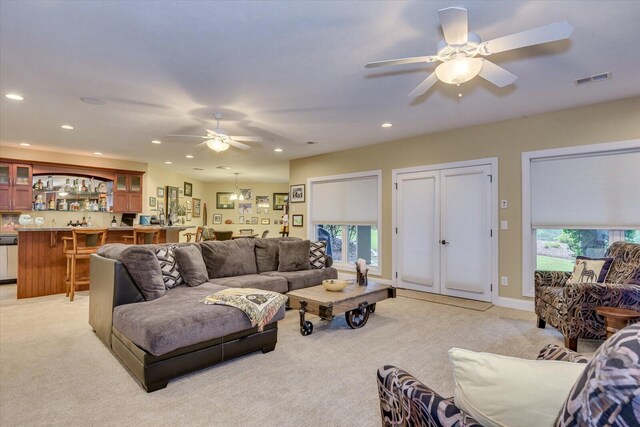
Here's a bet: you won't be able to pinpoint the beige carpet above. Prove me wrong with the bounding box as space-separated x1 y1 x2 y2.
397 289 493 312
0 284 600 427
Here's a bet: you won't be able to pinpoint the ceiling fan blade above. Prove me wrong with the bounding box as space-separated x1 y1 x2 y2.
227 140 251 151
365 56 438 68
168 134 208 138
438 7 468 45
479 21 573 55
229 135 263 142
478 59 518 87
408 72 439 97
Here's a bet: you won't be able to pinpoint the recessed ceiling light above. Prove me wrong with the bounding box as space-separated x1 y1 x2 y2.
381 123 393 128
61 125 74 130
19 142 31 146
80 97 107 105
274 148 283 152
5 93 24 101
216 166 232 170
185 155 194 159
151 140 162 144
165 161 172 165
93 152 103 155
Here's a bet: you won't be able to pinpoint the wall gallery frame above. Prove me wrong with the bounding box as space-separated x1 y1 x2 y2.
213 214 222 224
251 217 258 225
290 184 305 203
166 186 179 216
261 218 270 225
273 192 288 210
216 192 234 209
292 214 303 227
184 182 193 197
157 187 164 198
149 197 156 207
192 198 201 217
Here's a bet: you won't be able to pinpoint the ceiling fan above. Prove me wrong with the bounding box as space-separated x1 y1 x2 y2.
365 7 573 96
169 113 263 153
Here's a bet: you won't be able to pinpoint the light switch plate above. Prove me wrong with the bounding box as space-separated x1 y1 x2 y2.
501 276 509 286
501 220 508 230
501 200 508 209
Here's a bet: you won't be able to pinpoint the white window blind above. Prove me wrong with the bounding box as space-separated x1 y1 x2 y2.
310 173 379 225
530 149 640 229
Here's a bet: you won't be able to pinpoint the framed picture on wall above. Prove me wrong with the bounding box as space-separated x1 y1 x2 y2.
213 214 222 224
216 192 234 209
261 218 270 225
238 216 245 224
184 182 193 197
157 187 164 198
273 193 288 210
166 186 179 216
149 197 156 207
251 217 258 225
290 184 305 203
186 212 192 221
192 198 201 217
179 187 184 197
292 214 303 227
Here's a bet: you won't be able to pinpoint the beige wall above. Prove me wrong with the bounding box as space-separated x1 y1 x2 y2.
289 97 640 300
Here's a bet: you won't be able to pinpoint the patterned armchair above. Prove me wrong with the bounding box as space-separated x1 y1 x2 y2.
535 241 640 350
377 325 640 427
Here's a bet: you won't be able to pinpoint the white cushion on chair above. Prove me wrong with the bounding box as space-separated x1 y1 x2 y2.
449 348 585 427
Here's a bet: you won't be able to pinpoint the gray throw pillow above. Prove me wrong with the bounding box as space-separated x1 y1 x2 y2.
201 239 258 279
154 245 183 289
278 240 311 272
174 245 208 287
254 237 301 273
120 246 166 300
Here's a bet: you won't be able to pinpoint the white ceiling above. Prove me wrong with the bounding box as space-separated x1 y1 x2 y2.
1 1 639 182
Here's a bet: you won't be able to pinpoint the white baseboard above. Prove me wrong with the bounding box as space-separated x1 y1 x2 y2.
495 296 534 312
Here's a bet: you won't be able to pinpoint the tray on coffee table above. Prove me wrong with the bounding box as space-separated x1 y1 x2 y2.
287 281 396 336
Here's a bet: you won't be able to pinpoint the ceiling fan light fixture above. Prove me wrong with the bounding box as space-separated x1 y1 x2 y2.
435 57 483 85
206 138 230 153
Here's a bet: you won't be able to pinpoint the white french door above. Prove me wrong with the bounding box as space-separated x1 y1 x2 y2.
395 164 493 302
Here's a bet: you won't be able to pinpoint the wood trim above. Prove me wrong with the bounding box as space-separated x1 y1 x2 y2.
0 157 145 178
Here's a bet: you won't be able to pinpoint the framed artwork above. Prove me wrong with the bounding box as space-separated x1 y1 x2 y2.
238 202 252 214
250 217 258 225
238 216 245 224
213 214 222 224
192 198 201 217
273 193 288 210
292 214 303 227
216 192 234 209
184 182 193 197
166 186 179 215
179 187 184 197
149 197 156 207
157 187 164 198
290 184 305 203
256 195 269 208
186 212 192 221
261 218 270 225
185 199 192 212
239 188 252 200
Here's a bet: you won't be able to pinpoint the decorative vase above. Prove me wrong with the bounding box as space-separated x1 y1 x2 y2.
34 217 45 227
19 214 32 226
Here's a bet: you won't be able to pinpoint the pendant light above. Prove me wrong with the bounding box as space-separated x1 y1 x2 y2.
229 173 245 201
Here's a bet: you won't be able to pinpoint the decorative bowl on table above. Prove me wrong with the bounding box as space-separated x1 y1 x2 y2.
322 279 348 292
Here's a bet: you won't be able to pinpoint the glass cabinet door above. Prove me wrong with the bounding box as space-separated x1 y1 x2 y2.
0 165 9 184
130 175 141 192
14 165 31 185
115 175 128 191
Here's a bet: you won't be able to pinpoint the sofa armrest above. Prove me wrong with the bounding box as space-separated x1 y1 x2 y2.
377 365 481 427
535 270 571 289
537 344 591 364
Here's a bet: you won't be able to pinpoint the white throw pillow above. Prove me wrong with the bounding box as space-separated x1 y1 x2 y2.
449 348 586 427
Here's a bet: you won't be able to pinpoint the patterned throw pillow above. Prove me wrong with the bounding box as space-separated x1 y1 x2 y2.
310 241 327 269
567 256 613 284
154 245 183 288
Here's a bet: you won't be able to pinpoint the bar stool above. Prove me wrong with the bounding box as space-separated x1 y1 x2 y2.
185 226 204 242
123 226 162 244
63 227 108 301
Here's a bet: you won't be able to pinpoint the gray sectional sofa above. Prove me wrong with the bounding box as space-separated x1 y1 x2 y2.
89 237 337 392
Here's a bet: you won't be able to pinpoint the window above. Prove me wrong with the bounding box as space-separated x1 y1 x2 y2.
316 224 379 267
535 229 638 272
308 170 381 273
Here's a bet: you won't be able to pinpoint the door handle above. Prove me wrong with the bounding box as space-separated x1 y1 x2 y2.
440 240 449 245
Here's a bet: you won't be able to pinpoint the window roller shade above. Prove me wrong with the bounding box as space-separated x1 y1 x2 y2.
530 149 640 229
311 175 378 225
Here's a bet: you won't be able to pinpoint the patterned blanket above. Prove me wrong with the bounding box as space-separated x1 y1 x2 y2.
203 288 288 331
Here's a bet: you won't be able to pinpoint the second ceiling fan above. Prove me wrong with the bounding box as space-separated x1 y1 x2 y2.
365 7 573 96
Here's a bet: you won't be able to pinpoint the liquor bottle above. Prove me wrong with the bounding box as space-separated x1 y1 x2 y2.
47 175 53 190
87 216 93 227
35 178 44 190
89 177 95 193
111 216 117 227
81 179 88 192
81 217 87 227
167 210 173 226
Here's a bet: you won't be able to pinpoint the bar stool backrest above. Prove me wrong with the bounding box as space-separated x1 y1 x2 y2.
68 228 108 255
133 226 161 245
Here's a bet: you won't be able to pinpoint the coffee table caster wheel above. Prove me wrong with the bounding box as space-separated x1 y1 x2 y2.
300 321 313 336
346 303 370 329
369 303 376 313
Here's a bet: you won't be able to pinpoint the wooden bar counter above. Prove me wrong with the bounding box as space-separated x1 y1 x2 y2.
16 226 189 299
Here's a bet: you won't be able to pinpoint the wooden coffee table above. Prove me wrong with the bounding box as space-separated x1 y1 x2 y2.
287 281 396 336
595 307 640 338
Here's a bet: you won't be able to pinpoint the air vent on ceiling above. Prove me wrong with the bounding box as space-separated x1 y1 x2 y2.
575 72 612 86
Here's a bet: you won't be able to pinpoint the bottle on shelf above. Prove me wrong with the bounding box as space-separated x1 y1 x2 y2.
81 217 87 227
81 179 88 192
59 199 68 211
89 177 95 193
47 175 53 190
111 216 117 227
34 178 44 190
87 216 93 227
168 210 173 226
